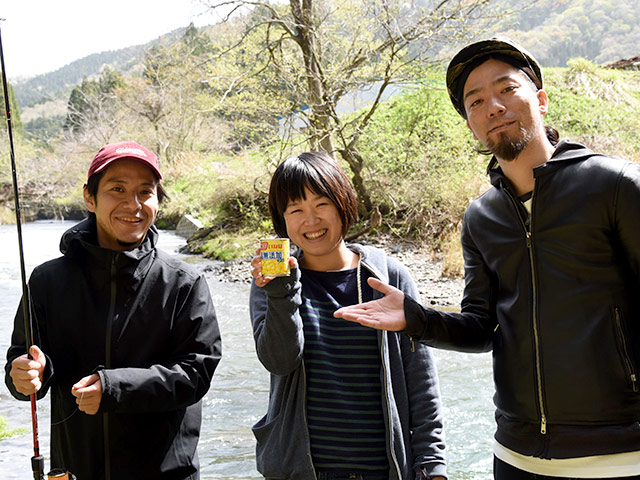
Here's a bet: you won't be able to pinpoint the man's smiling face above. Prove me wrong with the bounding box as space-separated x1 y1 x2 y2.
463 58 548 162
83 158 159 251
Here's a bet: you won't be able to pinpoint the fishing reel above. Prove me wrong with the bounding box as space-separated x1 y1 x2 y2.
47 469 77 480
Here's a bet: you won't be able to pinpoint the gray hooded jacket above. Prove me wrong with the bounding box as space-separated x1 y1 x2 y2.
249 244 446 479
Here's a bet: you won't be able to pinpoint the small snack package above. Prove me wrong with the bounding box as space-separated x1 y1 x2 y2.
260 238 291 276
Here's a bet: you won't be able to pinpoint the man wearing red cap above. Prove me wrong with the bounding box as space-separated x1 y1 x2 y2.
5 141 222 480
335 39 640 479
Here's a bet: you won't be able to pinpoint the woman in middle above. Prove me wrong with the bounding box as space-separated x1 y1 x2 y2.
249 151 446 480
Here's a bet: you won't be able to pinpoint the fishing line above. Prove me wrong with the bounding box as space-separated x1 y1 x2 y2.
50 392 85 426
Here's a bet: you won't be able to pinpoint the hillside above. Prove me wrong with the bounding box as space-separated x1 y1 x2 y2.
12 0 640 115
498 0 640 68
12 27 186 110
14 0 640 118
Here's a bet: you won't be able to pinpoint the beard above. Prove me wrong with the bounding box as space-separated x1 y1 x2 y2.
485 122 534 161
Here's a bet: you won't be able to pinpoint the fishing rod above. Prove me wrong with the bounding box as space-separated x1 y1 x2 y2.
0 19 46 480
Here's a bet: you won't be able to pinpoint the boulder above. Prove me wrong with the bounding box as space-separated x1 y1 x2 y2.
176 214 204 238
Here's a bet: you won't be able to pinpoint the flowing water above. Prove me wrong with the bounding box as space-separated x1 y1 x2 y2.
0 221 494 479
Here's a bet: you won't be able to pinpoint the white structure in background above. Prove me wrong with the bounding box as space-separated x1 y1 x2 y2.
278 81 409 137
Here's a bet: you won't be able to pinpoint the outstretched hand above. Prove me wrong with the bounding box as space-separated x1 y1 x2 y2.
333 277 407 331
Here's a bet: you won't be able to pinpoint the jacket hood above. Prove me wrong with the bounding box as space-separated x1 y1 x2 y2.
59 216 159 293
60 216 159 259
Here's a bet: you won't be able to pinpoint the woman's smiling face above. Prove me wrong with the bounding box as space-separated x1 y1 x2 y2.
283 187 345 268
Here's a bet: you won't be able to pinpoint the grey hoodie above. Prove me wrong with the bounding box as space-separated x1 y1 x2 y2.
249 244 446 479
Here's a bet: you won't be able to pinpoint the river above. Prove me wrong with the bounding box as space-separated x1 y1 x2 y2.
0 221 494 479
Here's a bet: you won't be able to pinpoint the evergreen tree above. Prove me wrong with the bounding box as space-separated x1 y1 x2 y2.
0 80 23 133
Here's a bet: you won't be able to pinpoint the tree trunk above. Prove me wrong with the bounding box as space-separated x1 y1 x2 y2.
291 0 334 153
338 147 373 216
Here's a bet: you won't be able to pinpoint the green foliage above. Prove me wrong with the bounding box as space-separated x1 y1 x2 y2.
0 80 23 132
122 25 226 161
197 233 258 261
544 63 640 161
496 0 640 67
0 415 27 440
23 114 65 150
158 152 273 259
355 76 486 246
64 67 124 133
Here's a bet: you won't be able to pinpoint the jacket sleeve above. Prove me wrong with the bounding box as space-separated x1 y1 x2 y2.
615 162 640 278
98 273 222 413
404 211 497 353
249 267 304 375
388 259 447 478
4 272 54 402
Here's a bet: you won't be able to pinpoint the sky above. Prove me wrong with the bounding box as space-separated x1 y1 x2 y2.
0 0 223 80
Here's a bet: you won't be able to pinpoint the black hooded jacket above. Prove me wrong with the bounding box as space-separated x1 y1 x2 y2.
5 217 222 479
404 140 640 458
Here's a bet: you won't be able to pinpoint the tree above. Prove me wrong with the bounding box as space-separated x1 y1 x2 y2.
202 0 498 215
63 66 125 145
0 80 23 133
122 24 223 160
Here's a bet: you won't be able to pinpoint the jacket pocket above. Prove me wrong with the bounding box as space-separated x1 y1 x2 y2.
252 413 288 479
614 307 638 393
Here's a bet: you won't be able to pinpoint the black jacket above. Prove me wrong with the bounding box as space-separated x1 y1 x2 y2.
405 140 640 458
5 217 222 480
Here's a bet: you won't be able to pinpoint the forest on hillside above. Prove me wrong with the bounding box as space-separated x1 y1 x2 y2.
11 0 640 113
1 0 640 264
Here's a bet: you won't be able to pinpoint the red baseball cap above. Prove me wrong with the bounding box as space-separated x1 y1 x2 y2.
87 141 162 181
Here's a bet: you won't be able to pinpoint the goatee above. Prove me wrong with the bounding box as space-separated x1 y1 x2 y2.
487 124 533 161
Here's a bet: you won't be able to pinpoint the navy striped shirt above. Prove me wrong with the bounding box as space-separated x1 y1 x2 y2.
300 266 388 473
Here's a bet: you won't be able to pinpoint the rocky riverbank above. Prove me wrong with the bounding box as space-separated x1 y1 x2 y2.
202 237 464 308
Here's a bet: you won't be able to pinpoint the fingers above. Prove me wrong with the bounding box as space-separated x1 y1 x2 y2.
334 306 382 329
334 305 368 320
250 250 297 288
72 374 102 415
367 277 395 295
72 373 100 392
250 254 271 287
29 345 45 364
10 350 46 395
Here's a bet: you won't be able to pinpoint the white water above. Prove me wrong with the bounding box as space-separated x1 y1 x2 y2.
0 221 494 479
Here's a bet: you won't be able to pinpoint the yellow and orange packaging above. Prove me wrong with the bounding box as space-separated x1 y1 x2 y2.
260 238 291 277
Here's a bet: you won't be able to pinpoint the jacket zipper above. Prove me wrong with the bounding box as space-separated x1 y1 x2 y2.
363 261 402 479
614 308 638 392
301 361 318 480
380 330 402 479
507 188 547 435
103 255 118 480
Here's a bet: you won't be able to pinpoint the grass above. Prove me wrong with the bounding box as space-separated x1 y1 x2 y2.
0 415 27 441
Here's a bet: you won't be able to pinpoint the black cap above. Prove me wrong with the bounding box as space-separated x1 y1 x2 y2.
446 37 543 118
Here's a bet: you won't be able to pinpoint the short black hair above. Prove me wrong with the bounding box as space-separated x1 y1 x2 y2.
268 152 358 239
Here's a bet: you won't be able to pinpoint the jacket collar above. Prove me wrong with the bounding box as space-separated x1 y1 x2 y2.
60 216 158 291
487 139 595 189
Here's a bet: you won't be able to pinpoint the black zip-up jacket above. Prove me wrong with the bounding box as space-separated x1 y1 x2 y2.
5 217 222 480
404 140 640 458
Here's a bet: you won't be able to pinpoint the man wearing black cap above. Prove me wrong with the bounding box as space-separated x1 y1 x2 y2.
335 38 640 479
5 141 222 480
